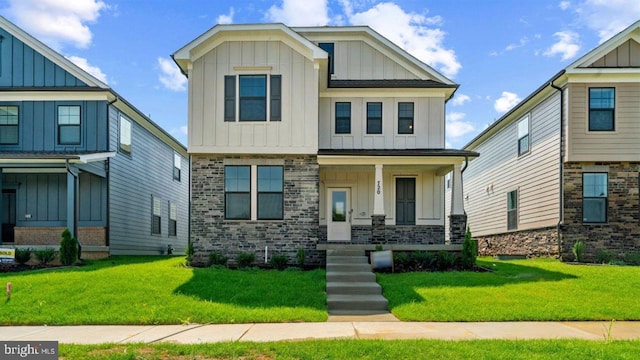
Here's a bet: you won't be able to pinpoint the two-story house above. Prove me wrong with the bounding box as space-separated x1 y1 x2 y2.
173 23 477 267
0 16 188 257
459 20 640 261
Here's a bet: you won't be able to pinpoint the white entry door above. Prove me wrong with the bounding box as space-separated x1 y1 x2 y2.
327 188 351 241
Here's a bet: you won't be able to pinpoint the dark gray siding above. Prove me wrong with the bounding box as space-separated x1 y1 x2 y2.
3 172 106 227
0 100 109 152
107 105 188 255
0 27 88 87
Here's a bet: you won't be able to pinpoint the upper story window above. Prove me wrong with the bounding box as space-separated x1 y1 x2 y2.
583 172 607 223
119 115 132 155
367 102 382 134
224 74 281 122
152 195 161 235
319 43 334 75
173 153 181 181
589 88 615 131
398 102 414 134
517 115 530 156
0 105 19 145
507 190 518 230
58 105 81 145
257 166 284 220
225 165 251 220
335 102 351 134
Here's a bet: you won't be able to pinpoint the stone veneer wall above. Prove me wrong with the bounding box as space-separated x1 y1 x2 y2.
318 225 445 244
560 162 640 262
14 227 107 246
475 226 559 257
448 214 467 244
190 155 322 267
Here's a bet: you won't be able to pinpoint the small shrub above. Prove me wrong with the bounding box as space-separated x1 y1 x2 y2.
393 252 411 270
412 251 435 270
572 241 585 262
59 228 78 266
269 254 289 270
461 227 477 270
14 247 32 265
296 249 305 268
624 252 640 266
208 252 228 266
596 249 615 264
236 252 256 268
435 251 457 271
34 247 56 265
375 244 384 251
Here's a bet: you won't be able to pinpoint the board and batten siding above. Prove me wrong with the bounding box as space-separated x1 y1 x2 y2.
107 105 188 255
332 40 419 80
0 27 87 87
318 97 444 149
320 167 443 226
463 92 561 237
189 40 318 154
566 82 640 162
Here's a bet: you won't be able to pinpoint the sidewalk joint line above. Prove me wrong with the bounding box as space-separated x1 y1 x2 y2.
237 323 255 341
148 324 209 344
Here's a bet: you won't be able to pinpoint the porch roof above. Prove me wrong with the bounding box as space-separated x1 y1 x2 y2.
0 151 116 164
318 148 476 166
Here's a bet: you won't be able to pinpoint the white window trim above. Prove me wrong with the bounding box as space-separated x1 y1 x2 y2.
225 164 284 221
231 67 275 123
517 114 530 156
119 115 132 155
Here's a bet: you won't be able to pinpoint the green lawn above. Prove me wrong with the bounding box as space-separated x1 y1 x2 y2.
379 257 640 321
1 256 327 325
60 340 640 359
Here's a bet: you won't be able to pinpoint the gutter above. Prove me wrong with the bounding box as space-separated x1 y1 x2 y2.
105 96 117 249
550 79 564 258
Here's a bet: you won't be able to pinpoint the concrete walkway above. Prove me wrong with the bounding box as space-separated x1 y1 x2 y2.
2 321 640 344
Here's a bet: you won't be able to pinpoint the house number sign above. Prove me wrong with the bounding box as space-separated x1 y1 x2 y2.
376 181 381 195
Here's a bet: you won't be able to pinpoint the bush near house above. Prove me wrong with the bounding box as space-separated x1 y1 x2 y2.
236 252 256 268
14 248 32 265
34 247 56 265
59 228 78 266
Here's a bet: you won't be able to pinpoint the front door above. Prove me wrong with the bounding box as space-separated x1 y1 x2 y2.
396 178 416 225
327 188 351 241
2 189 16 243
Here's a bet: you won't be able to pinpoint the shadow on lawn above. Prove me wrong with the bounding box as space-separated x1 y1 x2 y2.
173 267 327 310
379 260 578 307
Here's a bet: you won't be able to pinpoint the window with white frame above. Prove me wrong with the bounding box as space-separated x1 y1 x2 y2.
507 190 517 230
119 115 132 155
335 102 351 134
517 115 530 156
583 173 607 223
589 88 615 131
57 105 81 145
168 201 177 237
0 105 19 145
398 102 414 134
257 166 283 220
367 102 382 134
224 164 284 221
152 195 161 235
173 153 181 181
225 166 251 220
224 74 281 122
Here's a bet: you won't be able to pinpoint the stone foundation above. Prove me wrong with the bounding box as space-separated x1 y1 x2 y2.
560 162 640 262
190 155 322 267
371 215 385 244
318 224 445 245
475 226 559 257
14 227 107 246
448 214 467 244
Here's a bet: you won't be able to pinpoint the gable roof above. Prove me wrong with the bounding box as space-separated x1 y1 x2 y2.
0 16 186 155
172 23 328 75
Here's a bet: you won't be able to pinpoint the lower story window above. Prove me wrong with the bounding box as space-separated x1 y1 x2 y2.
225 166 251 220
583 173 607 223
507 190 517 230
152 195 161 235
257 166 283 220
169 201 177 236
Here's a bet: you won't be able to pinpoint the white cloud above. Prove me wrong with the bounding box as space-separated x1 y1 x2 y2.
494 91 521 113
217 8 234 24
180 125 188 135
452 93 470 106
560 1 572 10
67 56 107 83
544 31 580 61
348 2 461 78
158 57 187 92
575 0 640 42
446 112 475 138
266 0 330 26
5 0 107 50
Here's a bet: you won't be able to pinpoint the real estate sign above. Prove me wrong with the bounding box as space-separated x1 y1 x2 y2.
0 248 15 262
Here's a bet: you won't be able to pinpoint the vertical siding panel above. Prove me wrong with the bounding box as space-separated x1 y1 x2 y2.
22 45 34 86
36 175 48 220
43 101 55 150
23 102 36 151
54 65 66 86
47 175 59 220
59 175 66 221
202 53 217 147
33 52 45 87
91 176 102 221
191 58 205 147
11 37 23 86
85 101 97 151
618 41 630 67
43 59 55 86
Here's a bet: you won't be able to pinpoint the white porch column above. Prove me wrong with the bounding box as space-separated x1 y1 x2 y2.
450 163 465 215
373 164 385 215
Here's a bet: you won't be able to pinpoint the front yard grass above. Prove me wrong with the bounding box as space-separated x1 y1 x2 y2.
1 256 327 325
378 257 640 321
61 340 640 359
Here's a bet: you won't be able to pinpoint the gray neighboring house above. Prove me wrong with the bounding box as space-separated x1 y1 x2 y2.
174 23 476 267
450 20 640 261
0 16 188 257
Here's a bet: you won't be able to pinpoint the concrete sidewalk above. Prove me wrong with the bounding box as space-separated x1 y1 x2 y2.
2 321 639 344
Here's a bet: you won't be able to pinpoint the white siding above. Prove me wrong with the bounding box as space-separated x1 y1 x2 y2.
318 97 445 149
333 40 418 80
188 40 318 154
463 92 561 237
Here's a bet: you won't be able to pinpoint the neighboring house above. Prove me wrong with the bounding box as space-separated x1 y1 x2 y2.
173 23 477 266
456 20 640 261
0 16 188 257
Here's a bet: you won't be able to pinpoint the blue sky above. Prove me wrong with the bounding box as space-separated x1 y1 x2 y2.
1 0 638 148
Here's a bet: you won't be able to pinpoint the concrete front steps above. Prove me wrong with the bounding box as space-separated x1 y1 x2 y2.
326 249 389 315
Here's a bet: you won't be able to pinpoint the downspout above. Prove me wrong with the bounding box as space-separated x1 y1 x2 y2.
65 159 81 259
551 77 564 259
105 96 118 249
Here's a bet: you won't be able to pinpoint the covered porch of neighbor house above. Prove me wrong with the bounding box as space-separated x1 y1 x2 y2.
0 152 114 259
316 149 477 250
